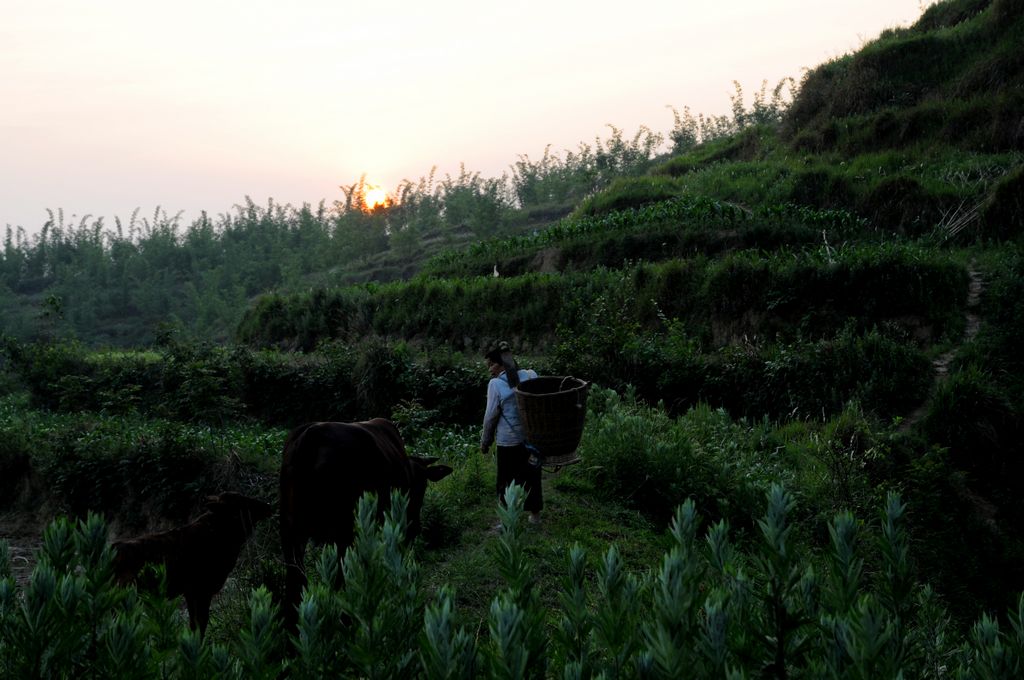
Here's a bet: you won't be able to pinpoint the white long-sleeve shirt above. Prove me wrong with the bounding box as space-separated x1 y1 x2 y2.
481 369 538 449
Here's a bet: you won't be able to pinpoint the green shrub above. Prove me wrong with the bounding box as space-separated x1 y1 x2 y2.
0 397 282 524
572 176 682 218
7 487 1024 676
244 243 966 355
981 165 1024 240
922 365 1019 484
788 168 855 211
400 424 483 551
902 442 1024 616
0 396 32 510
915 0 992 31
783 0 1022 156
236 346 358 426
421 195 748 279
578 388 780 525
0 338 90 410
1 243 970 434
815 403 886 514
971 248 1024 405
158 347 244 426
860 175 946 234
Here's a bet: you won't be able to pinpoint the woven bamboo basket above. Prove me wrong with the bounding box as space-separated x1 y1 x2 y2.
514 376 589 467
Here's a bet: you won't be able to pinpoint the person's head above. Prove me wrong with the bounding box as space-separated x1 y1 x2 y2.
485 341 518 382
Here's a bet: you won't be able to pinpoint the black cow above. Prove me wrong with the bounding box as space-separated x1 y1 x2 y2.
112 492 273 633
279 419 452 626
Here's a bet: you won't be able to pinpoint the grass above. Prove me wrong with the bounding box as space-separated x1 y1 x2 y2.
0 390 846 640
183 426 674 643
416 471 670 631
0 398 676 641
0 393 282 525
651 139 1021 233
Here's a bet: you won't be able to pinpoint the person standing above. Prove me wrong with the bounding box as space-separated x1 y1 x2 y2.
480 342 542 524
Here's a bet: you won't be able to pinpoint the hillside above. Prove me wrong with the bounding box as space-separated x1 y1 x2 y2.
1 2 1020 347
2 0 1024 674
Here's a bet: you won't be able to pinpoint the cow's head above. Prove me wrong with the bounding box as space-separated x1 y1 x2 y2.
404 456 453 540
203 492 274 539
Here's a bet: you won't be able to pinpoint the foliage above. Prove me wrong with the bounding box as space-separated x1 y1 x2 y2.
2 4 1024 659
510 125 665 209
577 387 780 526
243 243 966 356
706 327 934 420
668 79 797 153
921 364 1021 515
423 193 747 278
4 237 957 432
981 165 1024 240
0 394 281 523
5 487 1024 677
970 246 1024 401
784 0 1024 155
1 337 485 429
0 124 666 347
572 176 683 218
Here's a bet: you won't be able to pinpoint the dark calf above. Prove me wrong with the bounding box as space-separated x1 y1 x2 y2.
112 491 273 633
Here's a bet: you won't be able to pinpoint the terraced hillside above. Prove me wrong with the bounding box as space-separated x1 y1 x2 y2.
2 0 1024 675
226 0 1024 614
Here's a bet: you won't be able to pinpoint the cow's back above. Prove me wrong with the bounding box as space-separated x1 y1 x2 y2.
280 419 410 545
280 418 455 630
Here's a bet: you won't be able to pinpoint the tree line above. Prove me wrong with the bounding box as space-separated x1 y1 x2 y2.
0 83 794 347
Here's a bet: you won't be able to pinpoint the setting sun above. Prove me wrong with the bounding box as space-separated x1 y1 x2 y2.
363 183 389 211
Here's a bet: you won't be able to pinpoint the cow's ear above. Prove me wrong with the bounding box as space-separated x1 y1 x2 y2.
426 465 453 482
411 455 440 466
203 495 222 509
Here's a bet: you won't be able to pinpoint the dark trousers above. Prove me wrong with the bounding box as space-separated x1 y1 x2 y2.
496 444 543 512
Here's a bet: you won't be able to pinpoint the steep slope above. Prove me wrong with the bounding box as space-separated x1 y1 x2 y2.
785 0 1024 154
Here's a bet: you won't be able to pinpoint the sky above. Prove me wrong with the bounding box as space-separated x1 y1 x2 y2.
1 0 934 234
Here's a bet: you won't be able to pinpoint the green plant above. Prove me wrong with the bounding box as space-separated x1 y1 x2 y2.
922 364 1017 485
8 485 1024 676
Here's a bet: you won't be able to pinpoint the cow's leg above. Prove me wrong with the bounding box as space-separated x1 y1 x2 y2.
183 591 211 634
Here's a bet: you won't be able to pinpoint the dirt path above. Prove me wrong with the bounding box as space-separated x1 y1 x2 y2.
899 263 984 432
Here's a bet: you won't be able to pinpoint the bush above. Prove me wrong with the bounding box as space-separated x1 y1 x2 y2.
902 443 1024 616
0 403 30 509
0 397 281 525
578 388 781 525
237 346 359 427
981 165 1024 240
922 365 1020 485
7 487 1024 677
915 0 992 31
572 176 681 217
860 175 942 235
788 169 855 211
0 338 91 410
972 248 1024 402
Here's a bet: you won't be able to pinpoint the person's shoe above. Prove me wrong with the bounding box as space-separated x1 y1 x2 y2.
528 512 541 525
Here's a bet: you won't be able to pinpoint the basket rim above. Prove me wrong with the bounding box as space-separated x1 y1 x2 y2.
515 375 589 398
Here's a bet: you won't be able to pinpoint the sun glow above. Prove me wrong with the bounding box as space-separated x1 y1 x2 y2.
362 183 389 211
